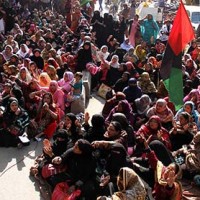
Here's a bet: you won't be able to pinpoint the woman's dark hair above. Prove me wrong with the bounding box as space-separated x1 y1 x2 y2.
77 139 94 155
110 121 122 132
42 92 53 105
91 114 105 127
180 111 191 122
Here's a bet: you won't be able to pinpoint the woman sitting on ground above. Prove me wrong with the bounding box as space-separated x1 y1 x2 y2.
52 139 97 199
135 115 172 158
58 113 83 149
83 112 105 143
143 137 182 200
175 101 200 130
170 112 197 151
105 99 134 126
97 167 147 200
28 92 59 141
133 94 151 130
0 97 29 147
147 98 174 131
103 121 128 150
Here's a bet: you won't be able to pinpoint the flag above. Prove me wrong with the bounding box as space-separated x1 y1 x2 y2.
160 1 195 110
80 0 92 6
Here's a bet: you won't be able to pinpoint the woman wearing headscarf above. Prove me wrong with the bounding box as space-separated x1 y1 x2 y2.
57 71 74 94
97 167 147 200
113 71 130 93
109 55 122 86
140 14 159 45
28 92 59 140
0 97 29 147
10 85 25 108
52 139 97 199
15 78 40 118
133 94 151 130
170 112 197 151
175 101 200 130
133 44 147 62
137 72 157 101
102 92 126 119
143 139 182 200
147 98 174 131
16 67 32 84
16 44 31 59
98 45 110 61
103 121 128 150
183 89 200 107
92 141 133 195
2 45 13 61
45 80 65 116
123 48 138 64
38 72 51 87
58 113 83 149
46 65 58 81
123 78 143 105
135 115 172 157
106 99 134 127
112 113 136 148
83 112 105 143
76 41 93 72
183 132 200 174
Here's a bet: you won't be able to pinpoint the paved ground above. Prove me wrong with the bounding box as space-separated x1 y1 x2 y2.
0 93 105 200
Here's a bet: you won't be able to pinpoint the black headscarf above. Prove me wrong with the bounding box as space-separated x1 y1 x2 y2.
77 139 93 156
91 114 105 128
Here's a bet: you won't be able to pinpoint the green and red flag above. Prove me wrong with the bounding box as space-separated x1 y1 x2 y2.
160 0 195 110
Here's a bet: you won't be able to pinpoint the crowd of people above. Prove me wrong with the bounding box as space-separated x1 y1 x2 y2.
0 0 200 199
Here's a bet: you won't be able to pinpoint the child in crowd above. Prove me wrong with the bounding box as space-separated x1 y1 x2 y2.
67 72 83 103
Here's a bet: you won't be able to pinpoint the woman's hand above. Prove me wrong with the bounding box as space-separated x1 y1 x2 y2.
166 170 176 187
84 112 90 123
52 156 62 165
99 174 110 187
43 102 49 111
43 146 53 157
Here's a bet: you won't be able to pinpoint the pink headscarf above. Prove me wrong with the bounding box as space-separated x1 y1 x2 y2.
58 71 74 93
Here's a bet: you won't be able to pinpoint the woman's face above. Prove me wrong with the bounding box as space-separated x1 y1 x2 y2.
10 101 18 112
122 73 128 81
117 175 123 190
30 63 36 71
106 124 119 137
64 75 68 82
43 94 51 104
84 44 90 50
40 76 48 84
156 102 166 113
149 119 159 129
20 69 26 80
186 60 193 67
49 82 57 92
163 163 176 180
5 47 12 54
145 64 151 71
102 47 107 53
184 104 192 114
179 115 188 126
20 45 26 52
112 57 118 63
65 116 72 126
73 141 82 154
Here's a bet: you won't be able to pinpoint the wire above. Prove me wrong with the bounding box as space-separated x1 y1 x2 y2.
0 141 39 178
